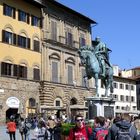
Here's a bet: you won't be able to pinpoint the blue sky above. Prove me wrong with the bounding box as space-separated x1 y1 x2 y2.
58 0 140 70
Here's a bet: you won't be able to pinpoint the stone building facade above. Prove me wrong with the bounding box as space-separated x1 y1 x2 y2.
40 0 97 119
0 0 97 123
0 0 43 123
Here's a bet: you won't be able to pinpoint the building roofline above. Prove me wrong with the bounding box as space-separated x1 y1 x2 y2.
24 0 46 8
47 0 97 24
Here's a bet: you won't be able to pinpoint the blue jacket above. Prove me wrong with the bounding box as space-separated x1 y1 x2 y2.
106 120 138 140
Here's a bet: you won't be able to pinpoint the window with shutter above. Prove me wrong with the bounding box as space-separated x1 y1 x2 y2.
3 4 15 18
52 61 58 83
31 15 40 27
18 35 28 49
51 20 57 41
79 33 86 47
68 65 73 84
13 64 18 77
33 68 40 80
1 62 12 76
18 10 29 24
33 40 40 52
65 28 73 46
19 65 27 78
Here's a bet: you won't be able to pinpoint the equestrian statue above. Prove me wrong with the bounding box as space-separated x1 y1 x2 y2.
78 37 114 97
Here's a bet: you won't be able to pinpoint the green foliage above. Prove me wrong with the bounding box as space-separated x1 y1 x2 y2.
61 123 75 136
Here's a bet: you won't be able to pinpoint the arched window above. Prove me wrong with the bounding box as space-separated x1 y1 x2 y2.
54 98 62 107
18 32 30 49
1 60 12 76
49 53 60 83
2 27 16 45
29 98 36 107
70 98 77 105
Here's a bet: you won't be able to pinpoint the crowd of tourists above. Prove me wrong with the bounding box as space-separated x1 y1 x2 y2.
6 113 140 140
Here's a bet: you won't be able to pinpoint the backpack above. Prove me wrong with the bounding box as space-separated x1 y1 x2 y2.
96 129 108 140
115 126 133 140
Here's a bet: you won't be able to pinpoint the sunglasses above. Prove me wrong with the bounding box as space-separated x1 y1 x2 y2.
76 119 83 122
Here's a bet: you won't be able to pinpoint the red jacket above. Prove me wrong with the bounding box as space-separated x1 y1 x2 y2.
7 121 16 132
68 126 92 140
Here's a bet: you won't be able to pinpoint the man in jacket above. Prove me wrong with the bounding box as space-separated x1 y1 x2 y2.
106 113 138 140
68 114 92 140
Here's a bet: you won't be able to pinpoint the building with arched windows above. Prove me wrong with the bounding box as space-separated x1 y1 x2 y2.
39 0 96 120
0 0 97 123
0 0 44 122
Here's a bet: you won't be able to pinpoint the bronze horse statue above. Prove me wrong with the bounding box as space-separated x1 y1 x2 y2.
78 46 114 97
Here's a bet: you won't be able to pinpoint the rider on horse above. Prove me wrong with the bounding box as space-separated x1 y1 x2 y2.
93 37 112 77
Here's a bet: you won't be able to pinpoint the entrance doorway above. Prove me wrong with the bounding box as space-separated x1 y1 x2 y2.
6 108 19 122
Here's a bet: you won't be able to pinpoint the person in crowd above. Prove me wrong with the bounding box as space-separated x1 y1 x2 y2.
47 116 56 136
6 116 16 140
90 116 108 140
53 119 62 140
37 120 46 140
23 118 32 140
106 113 138 140
68 114 92 140
18 117 24 140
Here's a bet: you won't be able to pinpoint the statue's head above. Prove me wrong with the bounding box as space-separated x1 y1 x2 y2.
95 36 100 42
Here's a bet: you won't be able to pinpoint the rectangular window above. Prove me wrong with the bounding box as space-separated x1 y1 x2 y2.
68 65 73 84
13 64 18 77
131 85 134 90
33 68 40 80
19 65 27 78
114 82 118 88
33 40 40 52
119 83 124 89
2 30 13 44
52 61 58 83
55 100 60 107
31 15 40 27
51 21 57 41
131 96 134 102
120 95 124 101
65 28 73 46
125 84 129 90
79 33 86 47
3 4 15 18
18 35 30 49
126 96 129 101
1 62 12 76
18 10 29 24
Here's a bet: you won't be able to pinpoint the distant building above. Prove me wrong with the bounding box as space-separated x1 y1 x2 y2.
98 65 138 115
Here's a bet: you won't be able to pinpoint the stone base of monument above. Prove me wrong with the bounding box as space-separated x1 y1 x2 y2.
86 96 116 119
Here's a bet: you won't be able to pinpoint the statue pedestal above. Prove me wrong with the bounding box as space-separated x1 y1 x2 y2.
86 96 115 119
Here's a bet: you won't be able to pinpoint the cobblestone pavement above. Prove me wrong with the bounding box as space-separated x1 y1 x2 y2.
0 125 36 140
